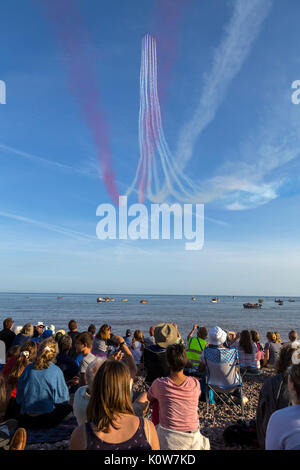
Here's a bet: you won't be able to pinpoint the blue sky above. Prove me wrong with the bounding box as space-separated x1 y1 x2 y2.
1 0 300 295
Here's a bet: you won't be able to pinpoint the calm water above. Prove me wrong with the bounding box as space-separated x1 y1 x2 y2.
0 293 299 343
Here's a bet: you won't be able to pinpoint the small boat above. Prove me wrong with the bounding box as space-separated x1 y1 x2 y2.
288 299 296 302
97 297 106 303
275 298 282 303
211 297 219 303
243 302 262 309
191 296 196 301
140 300 148 304
121 298 128 302
278 301 284 305
57 296 63 300
258 298 264 303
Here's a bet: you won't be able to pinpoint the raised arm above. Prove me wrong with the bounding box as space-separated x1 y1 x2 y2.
187 324 198 342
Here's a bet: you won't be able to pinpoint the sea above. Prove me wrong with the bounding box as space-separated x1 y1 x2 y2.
0 293 298 343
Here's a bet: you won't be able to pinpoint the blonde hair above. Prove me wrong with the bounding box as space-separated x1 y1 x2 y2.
96 324 111 341
275 332 282 344
266 331 276 343
86 360 134 433
8 340 37 388
33 338 56 370
20 323 34 337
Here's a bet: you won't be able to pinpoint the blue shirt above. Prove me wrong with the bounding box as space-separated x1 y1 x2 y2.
266 404 300 450
16 362 69 414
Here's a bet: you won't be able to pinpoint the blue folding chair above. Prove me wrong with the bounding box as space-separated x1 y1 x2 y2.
204 347 244 418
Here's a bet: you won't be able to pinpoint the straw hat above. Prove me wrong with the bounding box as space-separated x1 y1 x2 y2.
154 323 178 348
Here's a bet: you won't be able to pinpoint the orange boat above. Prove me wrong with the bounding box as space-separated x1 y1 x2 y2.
140 300 148 304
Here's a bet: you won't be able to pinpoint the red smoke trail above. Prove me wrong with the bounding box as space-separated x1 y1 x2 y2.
38 0 119 204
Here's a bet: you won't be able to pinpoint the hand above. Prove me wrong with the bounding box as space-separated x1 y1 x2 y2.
193 324 198 330
110 350 124 362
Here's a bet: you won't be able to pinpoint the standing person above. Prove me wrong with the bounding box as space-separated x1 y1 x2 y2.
250 330 264 368
75 332 96 386
33 322 45 340
0 318 16 352
144 326 156 348
56 335 80 388
16 339 72 429
67 320 80 359
147 343 209 450
92 324 111 357
266 349 300 449
264 332 282 368
69 360 159 450
88 324 96 339
286 330 300 347
131 330 145 372
123 329 132 347
186 325 208 369
12 324 34 348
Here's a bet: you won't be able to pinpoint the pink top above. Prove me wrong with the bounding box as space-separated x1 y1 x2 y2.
147 376 200 432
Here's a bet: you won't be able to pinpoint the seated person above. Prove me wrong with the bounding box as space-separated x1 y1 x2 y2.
186 324 208 370
16 338 72 429
230 330 259 372
264 332 282 368
91 324 111 357
12 324 34 348
0 318 16 353
256 342 300 449
147 343 209 450
56 334 80 389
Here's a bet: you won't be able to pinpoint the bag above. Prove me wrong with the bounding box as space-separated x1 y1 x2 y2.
223 419 258 447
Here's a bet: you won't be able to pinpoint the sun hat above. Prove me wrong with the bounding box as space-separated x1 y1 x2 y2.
56 329 66 336
154 323 178 348
35 322 45 328
208 326 227 346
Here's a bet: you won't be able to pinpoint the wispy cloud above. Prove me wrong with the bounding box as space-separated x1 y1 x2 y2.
175 0 273 168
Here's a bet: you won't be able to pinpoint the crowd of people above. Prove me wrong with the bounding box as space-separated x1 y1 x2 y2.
0 316 299 451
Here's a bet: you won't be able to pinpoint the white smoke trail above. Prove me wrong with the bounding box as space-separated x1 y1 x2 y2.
127 1 272 204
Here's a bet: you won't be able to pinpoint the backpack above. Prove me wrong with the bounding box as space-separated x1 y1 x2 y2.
223 419 258 447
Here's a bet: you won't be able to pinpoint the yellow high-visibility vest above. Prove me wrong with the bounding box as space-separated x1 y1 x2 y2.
186 337 207 366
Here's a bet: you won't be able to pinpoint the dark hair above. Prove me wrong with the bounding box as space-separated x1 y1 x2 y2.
197 326 208 340
88 324 96 336
58 334 72 353
250 330 260 343
276 343 300 374
3 317 13 330
239 330 253 355
8 340 37 388
77 332 93 349
68 320 77 332
86 360 134 433
289 331 298 342
166 343 187 372
289 363 300 401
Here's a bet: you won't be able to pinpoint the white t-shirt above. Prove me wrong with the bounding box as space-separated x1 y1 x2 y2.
266 404 300 450
132 341 143 364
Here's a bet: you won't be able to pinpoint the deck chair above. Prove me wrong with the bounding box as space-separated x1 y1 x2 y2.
204 347 244 418
143 347 170 386
0 340 6 369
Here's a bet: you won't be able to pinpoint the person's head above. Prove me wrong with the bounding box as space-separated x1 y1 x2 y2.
239 330 253 354
6 345 21 361
86 357 106 392
8 340 37 388
20 323 34 337
149 326 155 337
154 323 178 348
88 324 96 336
288 349 300 404
250 330 260 343
34 338 56 370
75 332 93 355
266 331 276 343
3 317 13 330
289 331 298 343
86 360 134 432
55 329 66 343
68 320 78 332
275 332 282 344
166 343 187 372
197 326 208 340
58 334 72 354
96 324 111 341
133 329 144 344
35 322 45 336
125 329 131 338
276 343 300 375
208 326 227 346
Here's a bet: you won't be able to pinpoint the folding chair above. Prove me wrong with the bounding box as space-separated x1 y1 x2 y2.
204 347 244 418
